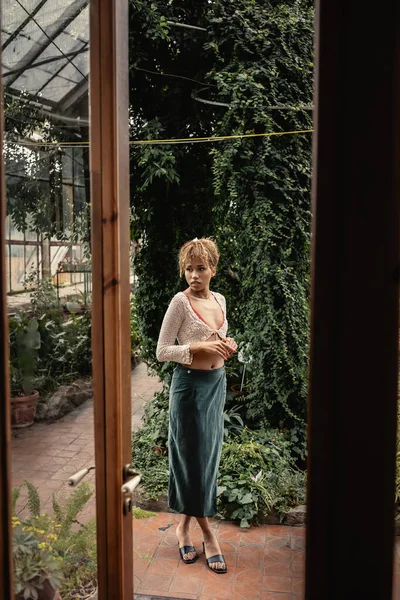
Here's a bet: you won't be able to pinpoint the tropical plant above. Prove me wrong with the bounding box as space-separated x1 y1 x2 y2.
223 404 244 439
9 313 41 396
8 274 93 398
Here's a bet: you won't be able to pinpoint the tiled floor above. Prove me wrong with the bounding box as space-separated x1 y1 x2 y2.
133 513 306 600
133 512 400 600
11 361 162 515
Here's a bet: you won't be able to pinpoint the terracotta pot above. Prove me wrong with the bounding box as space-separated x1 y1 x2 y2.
11 390 39 428
16 578 61 600
231 384 248 398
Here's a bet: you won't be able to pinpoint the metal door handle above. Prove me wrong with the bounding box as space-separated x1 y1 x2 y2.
121 465 141 515
68 466 95 487
121 473 141 495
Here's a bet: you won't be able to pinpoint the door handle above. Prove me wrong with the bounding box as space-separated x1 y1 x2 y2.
121 464 142 514
121 473 142 495
68 465 141 515
68 466 95 487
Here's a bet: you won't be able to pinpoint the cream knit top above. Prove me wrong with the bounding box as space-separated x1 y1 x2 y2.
156 291 228 365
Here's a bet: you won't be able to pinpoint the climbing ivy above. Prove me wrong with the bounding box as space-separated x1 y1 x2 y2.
208 0 314 456
129 0 314 457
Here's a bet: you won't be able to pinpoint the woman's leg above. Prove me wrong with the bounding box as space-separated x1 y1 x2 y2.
196 517 226 571
176 514 197 561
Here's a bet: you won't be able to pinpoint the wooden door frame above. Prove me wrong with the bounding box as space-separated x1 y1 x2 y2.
90 0 133 599
0 1 132 599
0 70 13 599
306 0 400 597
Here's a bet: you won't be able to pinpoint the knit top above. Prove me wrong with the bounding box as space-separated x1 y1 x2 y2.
156 291 228 365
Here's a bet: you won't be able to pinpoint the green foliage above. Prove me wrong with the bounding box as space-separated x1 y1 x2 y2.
12 487 21 514
24 270 60 321
9 276 93 400
129 0 314 458
51 483 94 538
129 0 218 382
132 391 170 499
12 481 97 600
9 313 41 396
132 507 157 519
38 311 92 391
9 280 140 412
24 480 41 518
223 404 244 439
218 428 306 526
132 440 169 501
12 519 64 600
396 400 400 507
132 396 306 524
208 0 314 457
130 293 141 363
4 90 91 241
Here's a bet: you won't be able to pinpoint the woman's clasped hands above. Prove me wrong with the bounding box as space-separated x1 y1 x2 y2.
201 337 238 360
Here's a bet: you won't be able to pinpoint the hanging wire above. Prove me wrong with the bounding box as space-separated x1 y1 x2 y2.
7 129 313 148
166 21 207 32
133 65 216 88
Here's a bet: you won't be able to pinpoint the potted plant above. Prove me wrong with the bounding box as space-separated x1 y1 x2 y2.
12 516 63 600
9 313 41 428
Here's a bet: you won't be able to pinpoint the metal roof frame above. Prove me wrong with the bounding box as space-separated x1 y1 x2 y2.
1 0 89 118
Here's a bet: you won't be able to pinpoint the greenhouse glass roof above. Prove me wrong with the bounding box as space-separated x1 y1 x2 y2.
1 0 89 113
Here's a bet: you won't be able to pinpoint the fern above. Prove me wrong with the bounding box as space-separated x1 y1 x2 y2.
23 479 41 517
11 486 21 514
60 483 93 536
66 519 97 558
52 493 64 524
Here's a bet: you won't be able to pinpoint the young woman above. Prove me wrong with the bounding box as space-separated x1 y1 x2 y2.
156 238 237 574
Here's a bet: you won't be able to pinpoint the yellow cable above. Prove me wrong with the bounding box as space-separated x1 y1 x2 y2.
10 128 313 148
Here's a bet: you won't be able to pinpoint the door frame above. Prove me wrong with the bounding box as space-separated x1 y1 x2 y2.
0 67 13 599
306 0 400 597
0 0 133 599
90 0 133 598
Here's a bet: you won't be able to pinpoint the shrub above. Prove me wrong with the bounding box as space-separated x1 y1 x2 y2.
130 293 141 364
132 396 306 525
217 428 306 527
132 391 170 500
12 481 96 600
9 313 41 396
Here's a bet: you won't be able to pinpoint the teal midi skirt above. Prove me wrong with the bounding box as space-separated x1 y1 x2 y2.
168 364 226 517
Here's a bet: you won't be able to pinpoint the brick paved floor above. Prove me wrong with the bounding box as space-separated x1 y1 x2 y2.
133 513 306 600
133 512 400 600
11 361 162 516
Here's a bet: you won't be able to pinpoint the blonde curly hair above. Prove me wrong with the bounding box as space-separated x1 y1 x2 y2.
179 238 220 276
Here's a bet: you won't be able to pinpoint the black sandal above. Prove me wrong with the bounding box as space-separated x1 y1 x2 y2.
178 545 198 564
202 541 228 574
